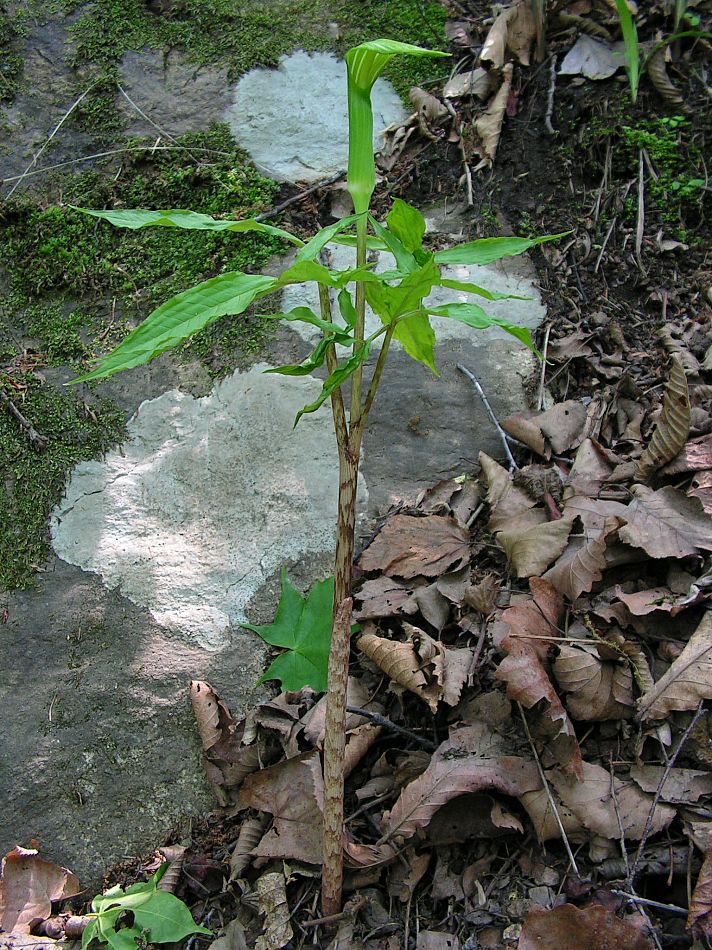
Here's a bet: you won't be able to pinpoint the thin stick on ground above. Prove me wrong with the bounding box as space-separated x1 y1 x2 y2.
628 701 707 890
544 56 557 135
345 706 436 751
537 324 551 410
6 79 102 199
254 171 346 221
517 702 579 876
457 364 518 470
0 388 47 450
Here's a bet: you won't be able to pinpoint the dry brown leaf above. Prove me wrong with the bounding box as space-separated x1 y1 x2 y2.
383 726 540 843
388 849 431 902
480 1 536 68
302 676 376 746
357 631 431 708
414 583 450 631
636 357 691 481
255 871 292 950
0 938 67 950
404 624 472 709
553 643 635 720
502 411 547 456
416 933 461 950
0 848 81 935
359 514 470 578
618 485 712 558
473 63 513 169
519 785 585 842
519 903 655 950
630 765 712 803
190 680 234 752
416 477 480 523
209 919 249 950
615 585 704 617
409 86 448 122
563 439 617 499
464 574 500 616
543 518 619 600
637 610 712 720
435 566 470 605
443 67 493 100
662 434 712 475
229 817 267 881
493 578 583 774
497 517 572 578
691 471 712 515
689 845 712 940
240 751 324 864
537 401 588 454
549 761 675 840
480 451 535 529
354 576 418 620
647 48 686 109
344 723 383 778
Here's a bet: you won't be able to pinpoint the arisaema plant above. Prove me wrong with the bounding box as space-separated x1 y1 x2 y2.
70 39 565 914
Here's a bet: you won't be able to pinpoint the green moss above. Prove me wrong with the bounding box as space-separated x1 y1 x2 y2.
0 371 125 589
0 7 24 105
25 304 92 365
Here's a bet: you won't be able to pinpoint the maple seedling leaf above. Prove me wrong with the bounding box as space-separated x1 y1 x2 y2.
242 569 336 692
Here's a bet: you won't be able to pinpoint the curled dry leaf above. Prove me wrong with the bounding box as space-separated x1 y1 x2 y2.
636 610 712 721
358 514 470 579
409 86 448 122
636 357 691 481
558 35 626 80
229 816 268 881
480 1 536 68
543 517 619 601
426 792 523 846
493 578 583 774
443 67 493 100
563 439 617 500
519 903 655 950
647 48 686 110
254 871 292 950
662 433 712 475
357 631 431 708
190 680 234 752
388 849 431 902
383 725 541 843
480 452 535 529
502 411 548 456
553 642 635 720
472 63 513 169
0 847 81 934
688 844 712 940
618 485 712 559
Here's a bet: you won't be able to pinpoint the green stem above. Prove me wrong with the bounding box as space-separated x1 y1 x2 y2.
318 283 348 447
349 215 369 435
353 323 395 443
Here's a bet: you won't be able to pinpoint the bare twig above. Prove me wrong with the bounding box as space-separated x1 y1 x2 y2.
254 171 346 221
345 705 436 751
611 890 688 915
594 217 616 273
6 79 102 198
457 364 517 470
537 324 551 410
0 388 47 450
628 701 707 890
635 149 646 274
544 56 557 135
517 702 579 876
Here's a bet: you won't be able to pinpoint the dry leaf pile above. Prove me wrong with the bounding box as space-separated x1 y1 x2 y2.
153 346 712 949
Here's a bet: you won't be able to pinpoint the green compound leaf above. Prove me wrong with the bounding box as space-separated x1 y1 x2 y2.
434 231 571 266
243 569 334 692
439 277 529 301
386 199 426 253
73 207 304 246
428 301 540 354
71 272 277 383
85 867 210 950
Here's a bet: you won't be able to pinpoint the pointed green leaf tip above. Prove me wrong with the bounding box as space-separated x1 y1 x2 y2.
345 39 449 92
242 570 335 692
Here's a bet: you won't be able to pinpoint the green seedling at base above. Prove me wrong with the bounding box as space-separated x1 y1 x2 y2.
82 864 211 950
69 38 566 915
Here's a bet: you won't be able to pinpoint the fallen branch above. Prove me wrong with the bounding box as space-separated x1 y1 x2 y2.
254 171 346 222
457 364 517 470
345 705 436 751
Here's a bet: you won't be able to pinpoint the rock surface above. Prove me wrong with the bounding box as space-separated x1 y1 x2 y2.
226 51 406 181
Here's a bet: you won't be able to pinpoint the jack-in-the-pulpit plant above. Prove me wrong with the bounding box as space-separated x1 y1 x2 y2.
71 39 564 914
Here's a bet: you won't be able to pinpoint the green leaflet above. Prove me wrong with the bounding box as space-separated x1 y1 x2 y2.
428 301 540 354
295 342 372 426
386 198 426 253
368 215 418 273
257 306 353 343
242 569 334 692
338 288 358 329
277 259 382 289
265 337 333 377
71 272 277 382
73 207 304 246
394 308 437 374
434 231 571 266
293 213 363 263
83 866 210 950
439 278 529 301
365 255 440 323
615 0 640 102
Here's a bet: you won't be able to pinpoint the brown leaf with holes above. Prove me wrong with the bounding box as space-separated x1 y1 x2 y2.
493 578 583 774
553 643 635 720
663 434 712 475
636 357 691 480
498 517 572 578
359 514 470 578
637 610 712 720
537 401 588 454
618 485 712 558
519 903 655 950
383 725 541 843
0 847 81 934
354 575 418 620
